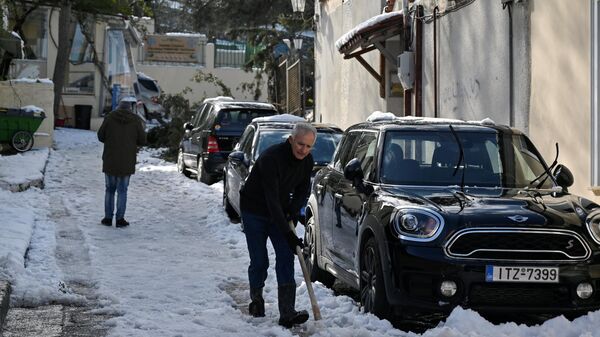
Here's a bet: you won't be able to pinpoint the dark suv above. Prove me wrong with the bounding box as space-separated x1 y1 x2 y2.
305 114 600 321
177 97 278 184
223 115 343 223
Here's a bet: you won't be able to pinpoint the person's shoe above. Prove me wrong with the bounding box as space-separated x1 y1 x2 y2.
248 288 265 317
278 310 309 328
101 218 112 226
278 284 309 328
116 218 130 228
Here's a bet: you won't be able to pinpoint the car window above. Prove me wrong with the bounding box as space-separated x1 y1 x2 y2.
352 132 378 181
255 130 290 160
509 135 553 188
236 125 254 151
192 104 207 127
241 129 255 155
312 132 342 164
215 109 276 132
333 131 361 171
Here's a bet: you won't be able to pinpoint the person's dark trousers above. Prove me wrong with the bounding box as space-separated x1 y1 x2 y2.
104 174 130 221
242 211 296 317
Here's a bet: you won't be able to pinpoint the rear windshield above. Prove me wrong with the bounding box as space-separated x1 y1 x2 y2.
138 78 159 92
215 109 276 132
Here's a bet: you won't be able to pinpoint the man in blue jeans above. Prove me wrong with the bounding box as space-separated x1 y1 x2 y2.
239 122 316 328
98 97 146 227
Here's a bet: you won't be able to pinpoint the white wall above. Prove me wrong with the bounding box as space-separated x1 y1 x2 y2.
315 0 388 129
419 0 530 128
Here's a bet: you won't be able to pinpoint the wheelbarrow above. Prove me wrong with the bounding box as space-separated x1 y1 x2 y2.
0 107 46 152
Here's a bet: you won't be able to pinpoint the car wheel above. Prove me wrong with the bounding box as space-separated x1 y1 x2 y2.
177 149 191 177
360 237 390 318
197 158 213 184
223 178 240 223
304 213 335 288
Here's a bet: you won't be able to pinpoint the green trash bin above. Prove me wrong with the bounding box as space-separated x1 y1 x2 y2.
0 108 46 152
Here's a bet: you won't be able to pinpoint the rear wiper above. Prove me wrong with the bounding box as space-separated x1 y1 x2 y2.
528 143 559 189
448 125 466 192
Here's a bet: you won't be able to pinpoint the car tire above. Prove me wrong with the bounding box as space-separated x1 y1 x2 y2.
304 214 335 288
177 149 191 177
223 178 241 223
197 158 213 185
360 237 391 318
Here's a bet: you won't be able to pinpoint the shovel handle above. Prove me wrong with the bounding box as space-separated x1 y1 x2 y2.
290 221 322 320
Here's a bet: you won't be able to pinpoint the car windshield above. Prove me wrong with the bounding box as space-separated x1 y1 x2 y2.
255 130 342 163
215 109 275 132
380 130 554 189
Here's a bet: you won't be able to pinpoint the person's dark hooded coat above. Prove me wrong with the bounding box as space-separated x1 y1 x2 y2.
98 109 146 176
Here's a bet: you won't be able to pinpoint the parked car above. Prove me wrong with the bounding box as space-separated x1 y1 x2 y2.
135 72 164 120
223 114 343 223
177 97 278 184
304 113 600 322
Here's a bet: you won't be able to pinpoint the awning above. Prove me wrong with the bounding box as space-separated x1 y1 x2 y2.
335 11 404 96
335 10 403 62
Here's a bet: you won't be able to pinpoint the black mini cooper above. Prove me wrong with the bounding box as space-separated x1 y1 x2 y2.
304 115 600 321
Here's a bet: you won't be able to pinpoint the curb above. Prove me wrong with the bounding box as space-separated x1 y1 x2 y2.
0 280 11 331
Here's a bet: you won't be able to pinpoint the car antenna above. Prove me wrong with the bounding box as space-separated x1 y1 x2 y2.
529 142 559 189
448 124 466 192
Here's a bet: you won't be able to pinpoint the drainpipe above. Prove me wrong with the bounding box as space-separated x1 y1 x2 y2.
502 0 514 126
403 0 412 116
433 6 439 118
415 5 424 117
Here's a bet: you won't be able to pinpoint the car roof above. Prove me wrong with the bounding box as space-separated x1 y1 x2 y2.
203 97 276 111
347 115 515 134
252 121 343 133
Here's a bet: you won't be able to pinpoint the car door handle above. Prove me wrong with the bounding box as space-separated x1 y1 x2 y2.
334 193 343 199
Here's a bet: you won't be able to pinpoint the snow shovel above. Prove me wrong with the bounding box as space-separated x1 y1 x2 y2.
289 221 322 321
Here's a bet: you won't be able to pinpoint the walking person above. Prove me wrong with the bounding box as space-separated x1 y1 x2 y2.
98 97 146 228
240 122 317 328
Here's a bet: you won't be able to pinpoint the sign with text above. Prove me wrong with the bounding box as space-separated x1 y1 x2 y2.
144 35 201 63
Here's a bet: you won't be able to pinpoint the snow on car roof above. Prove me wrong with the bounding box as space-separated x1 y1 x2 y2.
366 111 496 126
252 114 306 123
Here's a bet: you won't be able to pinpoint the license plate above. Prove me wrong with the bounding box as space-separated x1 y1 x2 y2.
485 265 559 283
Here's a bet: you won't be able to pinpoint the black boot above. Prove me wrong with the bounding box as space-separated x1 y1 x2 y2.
248 287 265 317
278 284 309 328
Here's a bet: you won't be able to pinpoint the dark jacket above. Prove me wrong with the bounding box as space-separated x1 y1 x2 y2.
240 140 313 235
98 109 146 176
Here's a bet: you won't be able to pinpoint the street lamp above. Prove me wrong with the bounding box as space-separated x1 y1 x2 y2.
290 0 306 13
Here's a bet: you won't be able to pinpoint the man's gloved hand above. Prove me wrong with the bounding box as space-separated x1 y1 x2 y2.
286 213 302 227
285 231 304 253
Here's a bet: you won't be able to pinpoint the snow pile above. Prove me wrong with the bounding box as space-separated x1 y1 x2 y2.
253 113 306 123
0 148 48 187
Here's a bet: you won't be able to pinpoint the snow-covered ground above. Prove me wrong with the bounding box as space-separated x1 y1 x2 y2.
2 128 600 336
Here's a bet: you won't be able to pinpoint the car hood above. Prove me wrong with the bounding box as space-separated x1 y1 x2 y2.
378 185 598 229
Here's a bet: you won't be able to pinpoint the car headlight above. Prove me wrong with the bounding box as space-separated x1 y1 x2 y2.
392 207 444 242
586 214 600 245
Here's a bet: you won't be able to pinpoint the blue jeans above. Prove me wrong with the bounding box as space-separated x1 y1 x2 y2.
242 211 295 289
104 174 130 220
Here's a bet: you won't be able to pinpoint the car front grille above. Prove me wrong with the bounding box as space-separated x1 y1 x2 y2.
469 283 571 306
444 228 590 261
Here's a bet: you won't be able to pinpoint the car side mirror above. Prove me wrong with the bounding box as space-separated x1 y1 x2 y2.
553 164 574 189
344 158 373 195
183 122 193 131
229 151 249 167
